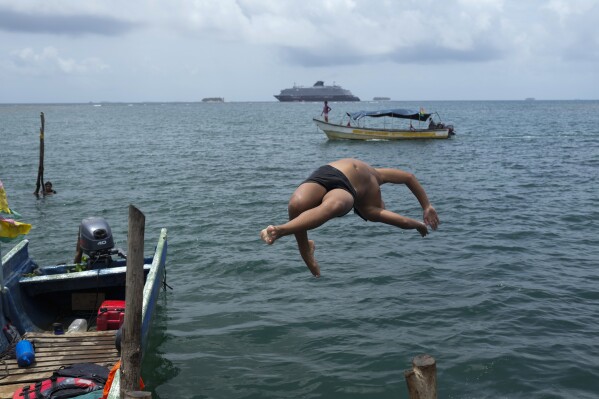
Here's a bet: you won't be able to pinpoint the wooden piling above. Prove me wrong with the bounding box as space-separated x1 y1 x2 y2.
120 205 145 398
404 354 437 399
34 112 45 196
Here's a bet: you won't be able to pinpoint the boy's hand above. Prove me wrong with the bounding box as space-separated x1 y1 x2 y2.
424 206 439 230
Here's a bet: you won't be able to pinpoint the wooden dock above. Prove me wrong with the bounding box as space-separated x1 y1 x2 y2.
0 330 119 399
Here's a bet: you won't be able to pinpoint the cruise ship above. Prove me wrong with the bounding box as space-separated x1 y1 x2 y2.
274 81 360 102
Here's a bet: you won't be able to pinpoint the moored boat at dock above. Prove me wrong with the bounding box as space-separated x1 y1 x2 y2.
0 216 168 399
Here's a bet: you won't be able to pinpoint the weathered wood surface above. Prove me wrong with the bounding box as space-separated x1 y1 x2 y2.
121 205 145 398
0 330 119 399
404 354 437 399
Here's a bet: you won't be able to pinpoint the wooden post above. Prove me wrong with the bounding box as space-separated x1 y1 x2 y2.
120 205 145 398
124 392 151 398
404 354 437 399
34 112 45 196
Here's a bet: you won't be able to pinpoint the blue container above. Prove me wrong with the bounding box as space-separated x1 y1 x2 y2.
53 322 64 335
16 340 35 367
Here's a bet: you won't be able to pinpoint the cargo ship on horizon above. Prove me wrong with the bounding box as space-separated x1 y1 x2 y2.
274 81 360 102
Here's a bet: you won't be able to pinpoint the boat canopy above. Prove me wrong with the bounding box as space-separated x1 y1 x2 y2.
348 109 431 122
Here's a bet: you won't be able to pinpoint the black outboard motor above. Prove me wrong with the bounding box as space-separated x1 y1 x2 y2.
78 217 126 268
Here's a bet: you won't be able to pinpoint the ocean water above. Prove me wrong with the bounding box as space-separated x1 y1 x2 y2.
1 100 598 398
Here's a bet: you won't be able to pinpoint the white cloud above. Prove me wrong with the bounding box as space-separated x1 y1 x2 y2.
0 0 597 101
2 0 597 64
148 0 523 65
6 46 109 76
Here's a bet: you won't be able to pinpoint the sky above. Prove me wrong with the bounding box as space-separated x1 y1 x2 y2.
0 0 597 103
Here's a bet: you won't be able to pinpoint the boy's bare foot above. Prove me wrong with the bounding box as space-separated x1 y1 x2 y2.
260 225 279 245
306 240 321 277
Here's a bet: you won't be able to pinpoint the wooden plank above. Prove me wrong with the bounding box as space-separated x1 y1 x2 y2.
34 351 117 359
25 331 116 338
5 352 118 369
0 384 30 399
31 340 115 349
0 331 120 399
27 340 116 348
34 344 115 352
24 336 116 346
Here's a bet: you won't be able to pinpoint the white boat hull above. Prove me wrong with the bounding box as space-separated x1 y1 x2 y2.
313 118 451 140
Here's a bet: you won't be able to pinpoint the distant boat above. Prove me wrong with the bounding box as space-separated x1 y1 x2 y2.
202 97 224 102
373 97 391 101
525 97 535 101
313 108 455 140
274 81 360 102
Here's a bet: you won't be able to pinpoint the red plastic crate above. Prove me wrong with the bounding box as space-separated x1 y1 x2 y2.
97 300 125 331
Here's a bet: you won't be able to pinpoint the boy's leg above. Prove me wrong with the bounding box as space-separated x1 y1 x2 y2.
289 188 353 276
282 187 353 237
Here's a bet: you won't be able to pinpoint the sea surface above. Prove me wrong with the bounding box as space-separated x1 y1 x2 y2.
1 100 598 398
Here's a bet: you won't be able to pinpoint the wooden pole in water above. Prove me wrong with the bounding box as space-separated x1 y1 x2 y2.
34 112 45 196
120 205 146 398
404 354 437 399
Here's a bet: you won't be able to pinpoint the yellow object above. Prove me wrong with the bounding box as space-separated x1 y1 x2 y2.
0 179 32 241
0 181 10 214
0 219 32 239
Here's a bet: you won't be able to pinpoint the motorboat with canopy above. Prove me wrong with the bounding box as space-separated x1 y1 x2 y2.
313 108 455 140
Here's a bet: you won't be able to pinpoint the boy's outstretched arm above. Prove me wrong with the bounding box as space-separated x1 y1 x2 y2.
376 168 439 230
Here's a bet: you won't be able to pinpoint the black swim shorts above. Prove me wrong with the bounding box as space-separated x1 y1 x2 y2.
303 165 367 220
